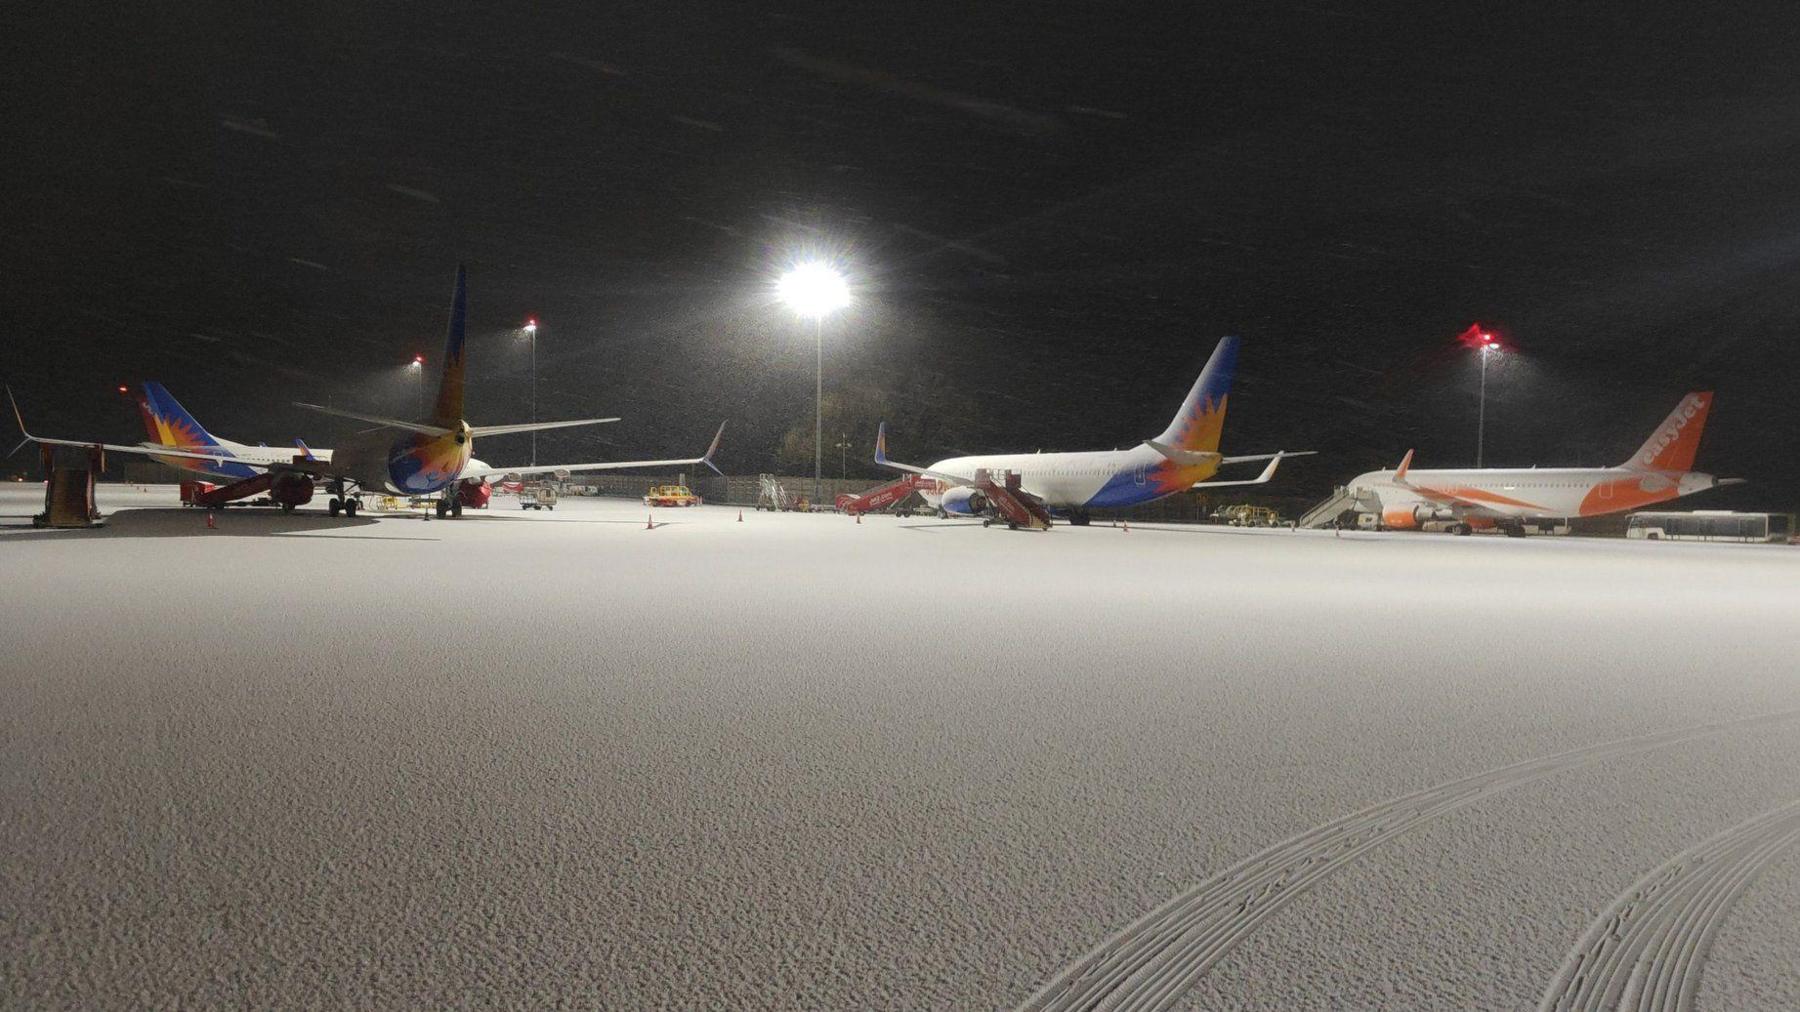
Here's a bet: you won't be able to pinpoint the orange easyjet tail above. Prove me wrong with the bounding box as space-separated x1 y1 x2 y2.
1624 392 1712 471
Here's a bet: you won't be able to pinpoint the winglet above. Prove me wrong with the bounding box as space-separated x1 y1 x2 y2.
6 385 29 440
1394 449 1414 482
874 422 890 465
701 421 726 476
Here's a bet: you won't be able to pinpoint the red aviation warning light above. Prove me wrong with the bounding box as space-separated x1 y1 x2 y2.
1456 323 1501 351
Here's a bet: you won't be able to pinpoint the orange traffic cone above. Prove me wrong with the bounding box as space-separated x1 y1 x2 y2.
737 510 743 522
206 512 217 529
1122 520 1130 533
646 512 654 530
855 512 862 524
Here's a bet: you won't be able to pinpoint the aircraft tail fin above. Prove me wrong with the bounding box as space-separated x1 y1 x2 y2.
139 382 224 450
1154 336 1238 452
430 265 468 426
1625 392 1712 471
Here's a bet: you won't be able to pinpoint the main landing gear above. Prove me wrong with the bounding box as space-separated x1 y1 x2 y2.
326 480 359 518
435 495 463 519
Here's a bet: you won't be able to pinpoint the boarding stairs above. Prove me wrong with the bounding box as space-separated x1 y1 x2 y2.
33 444 105 528
836 473 925 515
183 472 273 508
1297 485 1380 529
975 468 1053 531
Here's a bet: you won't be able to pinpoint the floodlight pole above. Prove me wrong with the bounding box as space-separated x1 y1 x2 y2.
530 325 539 467
1477 344 1490 468
813 315 823 505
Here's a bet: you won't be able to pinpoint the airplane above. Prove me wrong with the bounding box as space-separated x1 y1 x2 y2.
9 266 725 518
1343 391 1738 536
872 336 1311 528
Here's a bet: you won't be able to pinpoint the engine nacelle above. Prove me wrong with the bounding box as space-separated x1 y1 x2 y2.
940 485 987 516
269 472 315 508
458 477 492 508
1383 503 1459 529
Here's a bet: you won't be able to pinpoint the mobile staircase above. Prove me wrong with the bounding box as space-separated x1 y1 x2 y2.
835 473 925 515
1298 485 1380 529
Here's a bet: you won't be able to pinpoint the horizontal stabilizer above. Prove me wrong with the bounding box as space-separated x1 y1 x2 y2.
467 417 620 437
294 403 454 436
1144 440 1221 467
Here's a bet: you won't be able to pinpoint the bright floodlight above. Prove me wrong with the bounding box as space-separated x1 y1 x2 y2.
524 318 537 334
410 355 424 367
777 263 850 318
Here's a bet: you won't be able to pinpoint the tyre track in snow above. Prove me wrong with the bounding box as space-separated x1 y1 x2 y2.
1018 709 1800 1012
1538 799 1800 1012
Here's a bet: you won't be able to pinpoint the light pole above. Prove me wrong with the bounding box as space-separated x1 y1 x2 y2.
409 354 424 418
835 432 851 478
523 318 538 466
1474 330 1499 467
776 264 850 505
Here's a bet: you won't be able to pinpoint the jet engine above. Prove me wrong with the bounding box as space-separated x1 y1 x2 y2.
939 485 986 516
269 472 315 508
457 477 492 508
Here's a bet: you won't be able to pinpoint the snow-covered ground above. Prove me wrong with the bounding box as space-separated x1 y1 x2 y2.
3 484 1798 1010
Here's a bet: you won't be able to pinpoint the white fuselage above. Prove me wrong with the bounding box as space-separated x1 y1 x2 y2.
1347 465 1721 525
923 443 1210 512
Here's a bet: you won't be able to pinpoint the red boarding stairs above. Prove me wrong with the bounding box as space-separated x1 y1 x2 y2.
974 468 1053 531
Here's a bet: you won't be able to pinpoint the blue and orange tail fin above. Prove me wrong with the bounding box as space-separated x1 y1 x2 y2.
430 265 468 426
1154 336 1238 452
138 382 223 449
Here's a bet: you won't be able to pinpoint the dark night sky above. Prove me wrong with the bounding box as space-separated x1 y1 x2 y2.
5 4 1798 504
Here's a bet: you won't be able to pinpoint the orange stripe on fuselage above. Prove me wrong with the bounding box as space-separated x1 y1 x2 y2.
1416 485 1545 510
1577 477 1679 517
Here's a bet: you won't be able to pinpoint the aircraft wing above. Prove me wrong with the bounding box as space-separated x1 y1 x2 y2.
1191 455 1286 488
8 385 278 469
873 422 980 486
461 422 726 481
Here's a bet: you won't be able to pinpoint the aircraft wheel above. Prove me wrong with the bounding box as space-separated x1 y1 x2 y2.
344 498 359 518
328 498 342 517
1451 523 1470 536
450 499 463 518
436 500 449 518
281 502 295 514
1007 521 1019 531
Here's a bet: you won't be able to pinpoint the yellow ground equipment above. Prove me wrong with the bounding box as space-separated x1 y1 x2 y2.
643 484 701 507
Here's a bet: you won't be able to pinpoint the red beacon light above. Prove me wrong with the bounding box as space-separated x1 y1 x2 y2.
117 385 129 394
